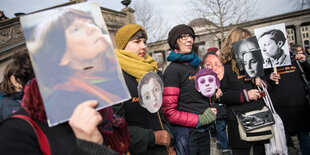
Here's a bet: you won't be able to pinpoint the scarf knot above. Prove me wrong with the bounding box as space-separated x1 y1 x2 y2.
115 49 158 82
167 50 201 68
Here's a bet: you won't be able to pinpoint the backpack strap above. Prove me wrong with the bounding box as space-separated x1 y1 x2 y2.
12 115 51 155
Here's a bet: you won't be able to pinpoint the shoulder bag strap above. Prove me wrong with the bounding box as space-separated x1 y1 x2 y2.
296 60 310 87
12 115 51 155
258 81 277 115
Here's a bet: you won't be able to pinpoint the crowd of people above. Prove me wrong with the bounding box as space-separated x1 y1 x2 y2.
0 11 310 155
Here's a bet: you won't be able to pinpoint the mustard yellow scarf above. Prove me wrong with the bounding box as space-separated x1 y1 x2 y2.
115 49 158 82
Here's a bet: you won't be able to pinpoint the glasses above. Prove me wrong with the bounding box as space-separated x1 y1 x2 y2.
180 34 194 40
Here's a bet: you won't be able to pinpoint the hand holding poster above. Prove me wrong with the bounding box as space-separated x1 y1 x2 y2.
254 23 291 68
20 2 131 126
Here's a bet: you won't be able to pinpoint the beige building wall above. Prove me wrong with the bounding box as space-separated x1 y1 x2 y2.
147 8 310 71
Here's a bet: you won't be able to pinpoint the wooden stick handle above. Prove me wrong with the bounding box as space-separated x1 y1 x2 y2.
157 112 172 154
157 112 164 130
273 67 279 84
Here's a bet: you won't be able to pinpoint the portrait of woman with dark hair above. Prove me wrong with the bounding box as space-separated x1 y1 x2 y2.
233 36 264 78
20 3 130 126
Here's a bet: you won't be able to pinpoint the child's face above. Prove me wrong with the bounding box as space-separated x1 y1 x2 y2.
197 75 217 97
140 78 162 113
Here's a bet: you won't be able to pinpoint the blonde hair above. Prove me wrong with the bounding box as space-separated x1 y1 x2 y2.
219 27 251 75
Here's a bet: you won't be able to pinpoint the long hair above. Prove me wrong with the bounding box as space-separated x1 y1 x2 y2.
27 8 108 87
0 50 34 94
219 27 251 75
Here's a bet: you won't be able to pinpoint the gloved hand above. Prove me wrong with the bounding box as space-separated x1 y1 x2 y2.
198 108 216 127
154 130 171 146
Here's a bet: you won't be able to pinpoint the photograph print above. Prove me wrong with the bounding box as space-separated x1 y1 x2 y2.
254 23 291 68
195 68 220 97
138 72 164 113
232 36 264 78
20 2 131 126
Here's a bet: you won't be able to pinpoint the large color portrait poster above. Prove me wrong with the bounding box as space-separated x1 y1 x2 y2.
254 23 291 68
20 2 131 126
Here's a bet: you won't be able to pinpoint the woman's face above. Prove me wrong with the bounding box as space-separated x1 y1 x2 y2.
204 54 224 80
124 38 147 58
176 34 194 54
197 75 217 97
259 34 279 58
63 17 107 62
243 52 259 77
10 75 22 92
140 78 162 113
296 47 303 54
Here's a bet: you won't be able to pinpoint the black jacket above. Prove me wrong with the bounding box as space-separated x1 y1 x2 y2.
0 92 23 121
220 63 267 148
0 108 116 155
263 55 310 133
112 71 171 155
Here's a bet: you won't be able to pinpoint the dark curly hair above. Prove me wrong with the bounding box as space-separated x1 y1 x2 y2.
0 50 34 94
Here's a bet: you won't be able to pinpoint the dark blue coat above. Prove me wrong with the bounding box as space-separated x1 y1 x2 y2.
0 92 23 121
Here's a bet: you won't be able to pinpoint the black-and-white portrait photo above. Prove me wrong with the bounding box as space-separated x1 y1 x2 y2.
254 23 291 68
232 36 264 78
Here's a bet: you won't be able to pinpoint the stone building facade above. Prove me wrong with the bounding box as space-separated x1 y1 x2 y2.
148 8 310 71
0 0 134 81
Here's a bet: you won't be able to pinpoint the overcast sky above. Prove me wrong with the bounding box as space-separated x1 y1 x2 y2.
1 0 300 27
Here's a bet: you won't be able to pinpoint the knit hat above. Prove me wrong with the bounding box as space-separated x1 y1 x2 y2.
207 47 218 53
168 24 195 49
114 24 147 50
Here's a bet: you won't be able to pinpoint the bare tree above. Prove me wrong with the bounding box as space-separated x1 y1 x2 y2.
131 0 170 42
187 0 256 44
287 0 310 9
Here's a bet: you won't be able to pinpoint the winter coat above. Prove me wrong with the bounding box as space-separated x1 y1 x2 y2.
263 55 310 133
220 63 268 148
162 62 212 127
0 92 23 121
0 108 116 155
112 71 171 155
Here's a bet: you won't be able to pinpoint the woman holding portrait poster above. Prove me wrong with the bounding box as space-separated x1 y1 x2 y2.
112 24 175 155
219 27 270 155
22 6 130 126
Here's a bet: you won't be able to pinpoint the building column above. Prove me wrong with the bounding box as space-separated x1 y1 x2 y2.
121 7 135 24
295 24 303 45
